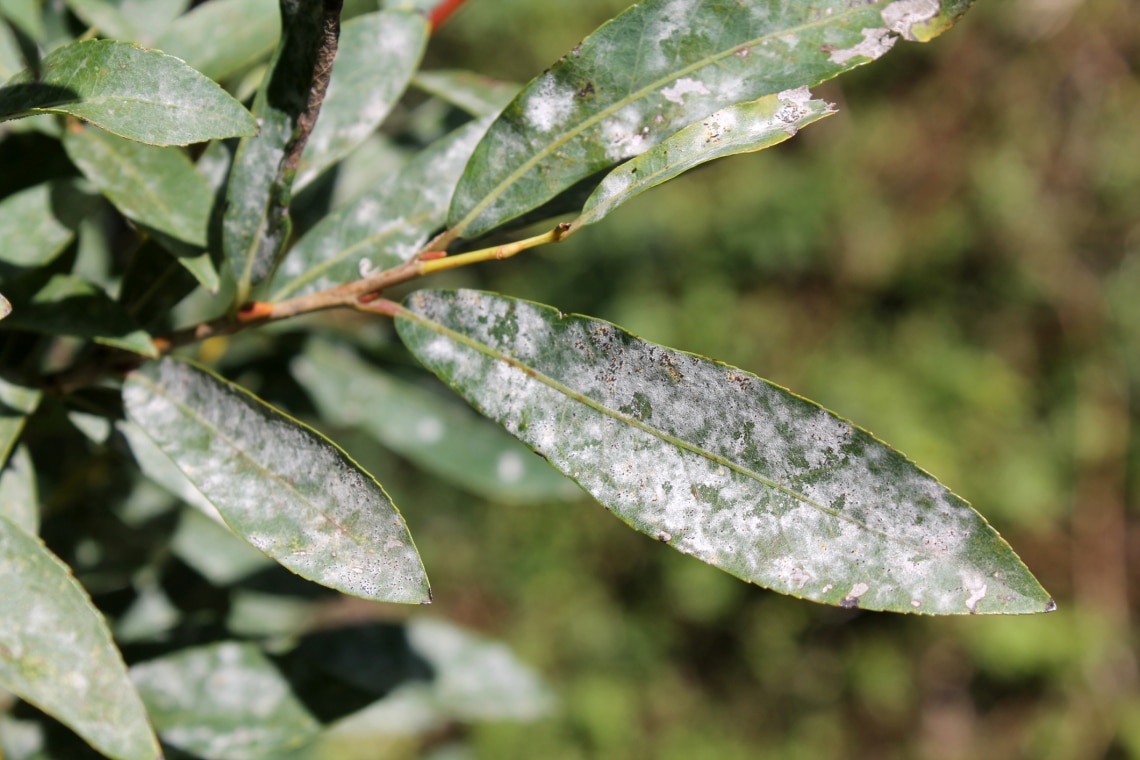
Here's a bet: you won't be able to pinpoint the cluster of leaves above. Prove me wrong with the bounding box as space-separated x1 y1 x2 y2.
0 0 1053 757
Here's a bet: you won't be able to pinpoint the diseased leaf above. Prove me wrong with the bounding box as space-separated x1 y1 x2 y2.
0 444 36 534
0 180 99 277
131 641 320 760
571 90 834 231
223 0 338 301
0 377 39 464
396 290 1053 616
413 69 520 117
63 125 220 290
122 357 431 603
0 514 162 760
293 339 579 504
294 9 428 191
447 0 969 240
171 506 274 585
0 274 156 356
155 0 280 84
271 115 493 301
0 39 257 145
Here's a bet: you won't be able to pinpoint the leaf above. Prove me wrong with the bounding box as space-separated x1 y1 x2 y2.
294 9 429 191
293 339 579 504
0 179 101 277
0 39 257 146
65 0 188 44
122 357 431 604
396 290 1054 615
571 89 834 230
412 69 521 118
223 0 338 301
447 0 969 240
0 376 39 464
154 0 280 83
131 641 320 760
271 115 493 301
0 274 157 356
63 125 220 290
0 514 162 760
0 443 36 534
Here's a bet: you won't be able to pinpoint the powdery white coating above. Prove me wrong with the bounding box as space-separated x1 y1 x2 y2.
661 77 712 104
271 115 494 301
828 27 898 65
130 642 319 757
881 0 941 40
123 359 429 603
523 75 577 133
450 0 915 239
416 417 445 443
401 291 1051 615
0 519 158 758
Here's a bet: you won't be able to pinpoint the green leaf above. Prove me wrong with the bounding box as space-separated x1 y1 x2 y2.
0 376 39 464
447 0 970 240
271 115 493 301
223 0 337 301
0 274 157 356
293 339 579 504
0 39 257 145
62 125 220 291
572 90 834 230
131 641 321 760
0 444 36 534
396 290 1054 616
0 180 100 277
413 69 521 118
0 514 162 760
294 9 428 191
65 0 188 44
122 357 431 603
154 0 280 83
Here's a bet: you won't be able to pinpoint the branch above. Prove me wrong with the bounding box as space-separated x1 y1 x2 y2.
42 223 570 393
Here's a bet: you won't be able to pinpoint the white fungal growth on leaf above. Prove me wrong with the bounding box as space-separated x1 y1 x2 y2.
399 291 1049 615
828 27 898 65
882 0 941 40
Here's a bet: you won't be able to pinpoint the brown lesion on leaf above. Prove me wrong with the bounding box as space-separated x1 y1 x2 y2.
576 81 595 99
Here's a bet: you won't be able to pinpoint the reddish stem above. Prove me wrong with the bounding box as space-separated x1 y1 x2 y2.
428 0 467 30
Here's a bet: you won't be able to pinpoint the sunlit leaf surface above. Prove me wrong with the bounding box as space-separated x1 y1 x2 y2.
397 290 1053 615
572 90 834 230
449 0 970 239
123 357 431 603
0 39 256 145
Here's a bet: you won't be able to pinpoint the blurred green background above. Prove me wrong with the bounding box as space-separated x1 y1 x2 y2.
390 0 1140 757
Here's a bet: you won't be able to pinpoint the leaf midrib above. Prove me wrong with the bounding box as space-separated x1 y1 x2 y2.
401 306 931 555
454 0 887 235
129 369 385 558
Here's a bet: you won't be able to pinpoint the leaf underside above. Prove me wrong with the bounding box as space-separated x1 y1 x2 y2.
123 357 430 604
396 290 1053 616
